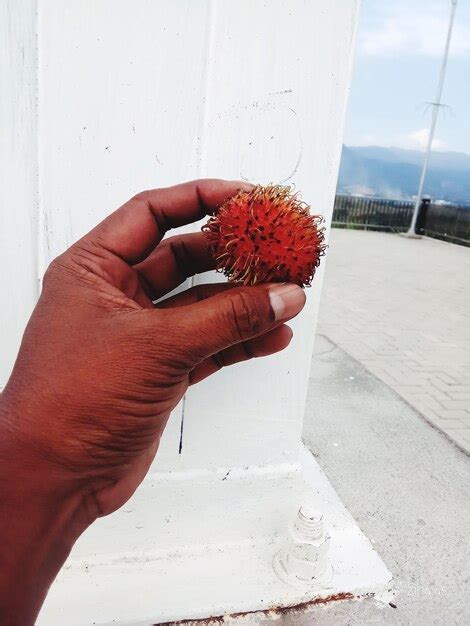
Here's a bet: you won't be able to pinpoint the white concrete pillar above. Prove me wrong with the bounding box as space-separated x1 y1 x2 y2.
2 1 392 623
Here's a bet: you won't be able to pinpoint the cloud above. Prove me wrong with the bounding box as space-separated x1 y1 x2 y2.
347 129 447 151
408 128 446 150
399 128 447 151
349 133 377 146
359 0 470 58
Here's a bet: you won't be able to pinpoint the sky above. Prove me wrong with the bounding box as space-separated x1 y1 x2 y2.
343 0 470 154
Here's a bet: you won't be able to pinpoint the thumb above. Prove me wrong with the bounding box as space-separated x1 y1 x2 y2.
172 283 306 363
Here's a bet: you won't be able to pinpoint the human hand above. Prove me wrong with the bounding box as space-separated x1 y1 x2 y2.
0 179 306 624
0 179 306 522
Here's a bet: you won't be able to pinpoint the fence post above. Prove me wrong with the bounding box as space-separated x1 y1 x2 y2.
415 196 431 235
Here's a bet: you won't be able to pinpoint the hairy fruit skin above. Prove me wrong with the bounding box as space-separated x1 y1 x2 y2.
202 185 326 287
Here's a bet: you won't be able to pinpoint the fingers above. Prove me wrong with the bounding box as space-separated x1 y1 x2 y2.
168 283 306 364
189 325 293 384
77 179 253 264
133 232 216 301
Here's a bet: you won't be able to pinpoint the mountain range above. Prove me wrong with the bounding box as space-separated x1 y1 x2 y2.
337 146 470 204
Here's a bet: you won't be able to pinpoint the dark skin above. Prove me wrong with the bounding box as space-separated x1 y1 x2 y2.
0 179 305 625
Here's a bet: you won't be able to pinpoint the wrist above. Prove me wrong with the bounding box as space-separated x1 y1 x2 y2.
0 400 90 625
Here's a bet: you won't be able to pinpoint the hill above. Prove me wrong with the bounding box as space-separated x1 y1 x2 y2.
337 146 470 203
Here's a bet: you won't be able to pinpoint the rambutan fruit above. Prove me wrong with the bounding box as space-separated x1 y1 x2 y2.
202 184 326 287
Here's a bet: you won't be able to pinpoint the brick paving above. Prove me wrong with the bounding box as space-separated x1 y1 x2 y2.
316 228 470 453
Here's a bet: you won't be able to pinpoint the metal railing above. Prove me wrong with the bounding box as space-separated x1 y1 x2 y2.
421 203 470 245
332 195 470 246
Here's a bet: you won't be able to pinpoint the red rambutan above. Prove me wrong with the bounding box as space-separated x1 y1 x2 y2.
202 184 326 287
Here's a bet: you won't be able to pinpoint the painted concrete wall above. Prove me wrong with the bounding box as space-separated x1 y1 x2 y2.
1 0 39 388
2 0 359 463
2 1 366 622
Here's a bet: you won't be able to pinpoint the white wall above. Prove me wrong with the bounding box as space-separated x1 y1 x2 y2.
2 1 363 621
24 0 358 474
1 0 39 388
183 0 359 471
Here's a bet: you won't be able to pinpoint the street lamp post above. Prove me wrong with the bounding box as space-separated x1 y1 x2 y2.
407 0 458 237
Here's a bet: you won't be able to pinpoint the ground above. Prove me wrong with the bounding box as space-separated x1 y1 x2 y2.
292 335 469 625
317 229 470 453
262 231 470 625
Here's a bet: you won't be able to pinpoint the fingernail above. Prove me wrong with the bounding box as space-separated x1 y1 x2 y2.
268 283 306 321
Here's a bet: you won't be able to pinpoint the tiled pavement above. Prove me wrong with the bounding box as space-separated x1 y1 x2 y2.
316 228 470 453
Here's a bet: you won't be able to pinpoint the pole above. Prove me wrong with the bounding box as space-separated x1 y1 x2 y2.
407 0 458 237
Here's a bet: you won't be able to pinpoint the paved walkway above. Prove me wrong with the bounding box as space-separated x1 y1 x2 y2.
296 336 470 625
316 229 470 453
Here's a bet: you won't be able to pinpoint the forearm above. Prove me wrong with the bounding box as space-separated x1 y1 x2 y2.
0 403 89 625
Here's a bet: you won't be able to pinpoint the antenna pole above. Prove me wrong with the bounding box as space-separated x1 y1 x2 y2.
407 0 458 237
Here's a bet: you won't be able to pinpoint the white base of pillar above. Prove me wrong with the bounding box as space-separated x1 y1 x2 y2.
38 447 393 625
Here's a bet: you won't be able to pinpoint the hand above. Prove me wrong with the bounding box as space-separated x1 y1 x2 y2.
1 179 305 519
0 179 306 625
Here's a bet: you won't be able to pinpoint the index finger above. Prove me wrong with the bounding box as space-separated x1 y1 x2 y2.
77 179 253 264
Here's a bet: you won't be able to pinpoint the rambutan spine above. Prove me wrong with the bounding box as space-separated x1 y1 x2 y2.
202 184 326 287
